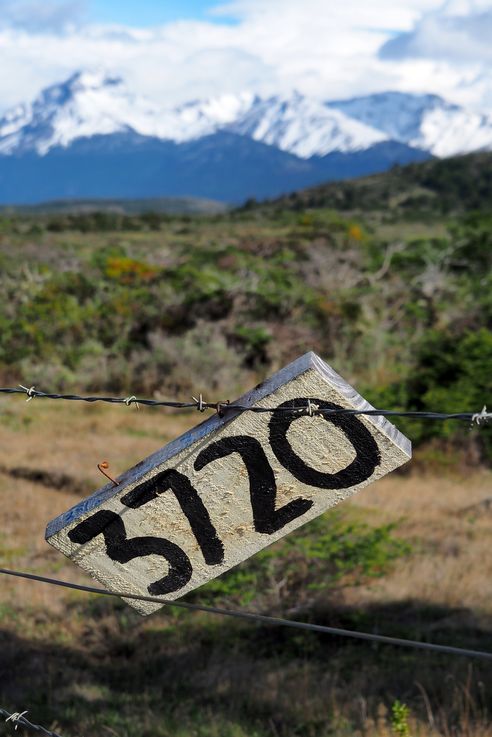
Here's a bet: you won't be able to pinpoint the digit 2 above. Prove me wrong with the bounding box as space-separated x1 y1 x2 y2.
194 435 313 534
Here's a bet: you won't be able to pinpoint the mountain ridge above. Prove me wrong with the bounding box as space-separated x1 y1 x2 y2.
2 71 492 159
0 131 430 204
327 91 492 158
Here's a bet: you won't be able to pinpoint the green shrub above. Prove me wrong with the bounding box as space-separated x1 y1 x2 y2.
193 511 410 609
233 325 271 366
391 701 411 737
365 328 492 462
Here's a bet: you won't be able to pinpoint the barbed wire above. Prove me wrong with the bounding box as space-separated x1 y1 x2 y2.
2 567 492 661
0 707 65 737
0 386 489 424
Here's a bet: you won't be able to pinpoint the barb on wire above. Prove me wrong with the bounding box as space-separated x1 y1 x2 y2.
305 399 319 417
124 395 140 410
0 387 490 423
192 394 206 412
1 567 492 662
18 385 36 402
0 706 65 737
472 405 491 426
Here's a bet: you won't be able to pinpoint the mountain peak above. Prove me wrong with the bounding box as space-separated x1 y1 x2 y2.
0 69 143 155
37 70 125 108
65 70 124 92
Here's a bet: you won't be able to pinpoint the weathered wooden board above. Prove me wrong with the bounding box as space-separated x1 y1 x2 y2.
46 352 411 615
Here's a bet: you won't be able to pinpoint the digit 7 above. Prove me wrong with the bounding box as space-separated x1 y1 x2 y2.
120 468 224 565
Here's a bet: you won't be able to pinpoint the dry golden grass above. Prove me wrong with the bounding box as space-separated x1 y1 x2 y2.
1 398 492 737
347 470 492 617
1 397 491 618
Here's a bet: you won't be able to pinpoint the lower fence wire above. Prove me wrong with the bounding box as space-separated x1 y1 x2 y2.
0 707 65 737
2 567 492 661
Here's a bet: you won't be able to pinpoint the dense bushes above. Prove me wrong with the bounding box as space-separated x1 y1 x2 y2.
263 151 492 215
0 200 490 462
366 329 492 461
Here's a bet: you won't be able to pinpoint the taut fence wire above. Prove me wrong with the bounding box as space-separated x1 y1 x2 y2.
2 567 492 662
0 386 490 424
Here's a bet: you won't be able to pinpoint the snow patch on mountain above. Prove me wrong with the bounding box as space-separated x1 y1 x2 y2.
0 72 259 155
226 93 386 158
327 91 492 157
159 93 256 142
418 106 492 157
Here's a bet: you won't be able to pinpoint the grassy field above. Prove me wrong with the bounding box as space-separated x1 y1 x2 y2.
1 401 492 736
0 152 491 735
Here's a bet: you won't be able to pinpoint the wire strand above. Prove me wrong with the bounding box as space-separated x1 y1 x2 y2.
0 387 490 423
1 567 492 661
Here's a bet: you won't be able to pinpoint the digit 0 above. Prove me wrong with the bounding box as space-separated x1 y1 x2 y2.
269 398 381 489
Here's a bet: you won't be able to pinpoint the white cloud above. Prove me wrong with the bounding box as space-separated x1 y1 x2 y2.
376 0 492 110
0 0 491 116
380 1 492 63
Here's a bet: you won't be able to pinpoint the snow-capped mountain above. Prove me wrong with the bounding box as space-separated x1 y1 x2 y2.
0 71 145 155
328 91 492 158
2 71 492 162
0 71 387 159
3 69 491 204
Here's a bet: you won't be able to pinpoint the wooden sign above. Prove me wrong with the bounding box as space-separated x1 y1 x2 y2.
46 352 411 615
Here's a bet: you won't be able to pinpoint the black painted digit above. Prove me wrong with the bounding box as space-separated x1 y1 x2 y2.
194 435 313 534
67 509 192 595
121 469 224 565
269 398 381 489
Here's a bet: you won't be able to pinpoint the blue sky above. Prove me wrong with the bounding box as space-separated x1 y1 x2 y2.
89 0 232 26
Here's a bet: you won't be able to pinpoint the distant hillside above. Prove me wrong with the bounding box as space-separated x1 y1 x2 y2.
255 151 492 214
0 130 429 205
0 195 227 216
